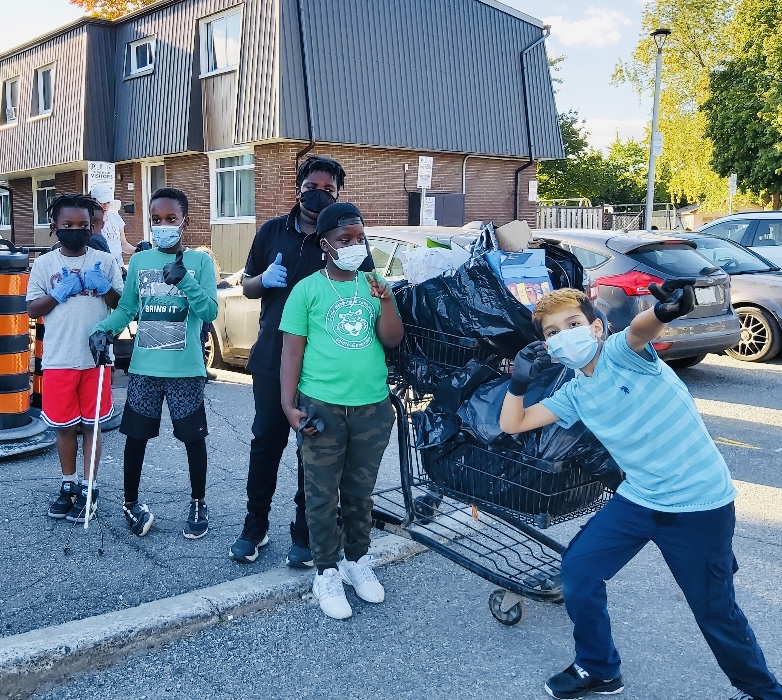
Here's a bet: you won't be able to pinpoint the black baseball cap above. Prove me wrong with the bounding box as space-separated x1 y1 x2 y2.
315 202 364 237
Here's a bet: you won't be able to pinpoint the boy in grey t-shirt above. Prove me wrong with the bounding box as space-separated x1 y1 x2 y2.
26 194 123 523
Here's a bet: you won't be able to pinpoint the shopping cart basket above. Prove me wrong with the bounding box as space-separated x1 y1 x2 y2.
373 324 611 625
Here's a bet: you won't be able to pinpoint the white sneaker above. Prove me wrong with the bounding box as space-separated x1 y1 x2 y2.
312 568 352 620
339 555 385 603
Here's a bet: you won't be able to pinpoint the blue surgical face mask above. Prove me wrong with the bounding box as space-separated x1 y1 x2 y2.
151 224 181 250
545 325 599 370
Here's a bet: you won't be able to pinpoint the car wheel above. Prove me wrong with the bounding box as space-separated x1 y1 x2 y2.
726 306 782 362
204 328 227 370
666 354 707 370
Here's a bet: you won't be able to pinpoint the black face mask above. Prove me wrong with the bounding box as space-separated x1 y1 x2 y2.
56 229 89 252
300 189 336 215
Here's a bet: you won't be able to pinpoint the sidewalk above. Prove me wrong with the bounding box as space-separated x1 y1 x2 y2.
0 371 401 639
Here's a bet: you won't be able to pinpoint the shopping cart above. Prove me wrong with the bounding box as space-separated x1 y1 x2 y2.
372 324 611 625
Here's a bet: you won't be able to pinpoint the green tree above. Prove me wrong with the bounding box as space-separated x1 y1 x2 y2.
699 0 782 207
613 0 732 206
537 112 612 204
70 0 156 20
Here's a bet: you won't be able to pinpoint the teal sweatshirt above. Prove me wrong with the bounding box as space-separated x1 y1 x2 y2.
93 248 218 378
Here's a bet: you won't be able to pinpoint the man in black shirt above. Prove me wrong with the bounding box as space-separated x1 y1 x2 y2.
230 156 374 566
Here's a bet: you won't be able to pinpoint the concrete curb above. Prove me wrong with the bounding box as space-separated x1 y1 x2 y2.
0 534 427 699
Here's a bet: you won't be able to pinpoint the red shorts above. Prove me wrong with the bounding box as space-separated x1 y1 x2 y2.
41 367 113 428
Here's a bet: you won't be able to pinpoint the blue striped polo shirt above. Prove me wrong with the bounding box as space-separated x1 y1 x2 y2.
541 330 736 512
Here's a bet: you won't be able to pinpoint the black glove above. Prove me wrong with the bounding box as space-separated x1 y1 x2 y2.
162 249 187 286
89 330 114 366
296 405 325 448
508 341 552 396
648 278 696 323
135 240 152 253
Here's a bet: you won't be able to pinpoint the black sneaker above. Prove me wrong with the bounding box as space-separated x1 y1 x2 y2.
729 692 758 700
286 522 314 568
184 501 209 539
65 485 99 524
123 501 154 537
48 481 81 519
229 512 269 563
544 664 624 699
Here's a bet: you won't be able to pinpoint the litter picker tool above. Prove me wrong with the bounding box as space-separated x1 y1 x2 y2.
83 361 105 530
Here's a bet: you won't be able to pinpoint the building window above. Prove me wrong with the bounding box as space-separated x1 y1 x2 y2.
33 64 55 116
212 153 254 220
0 189 10 229
126 37 156 77
200 10 242 76
2 78 19 125
34 178 56 226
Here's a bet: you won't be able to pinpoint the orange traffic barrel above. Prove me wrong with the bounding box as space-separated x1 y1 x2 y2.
31 317 44 409
0 239 31 430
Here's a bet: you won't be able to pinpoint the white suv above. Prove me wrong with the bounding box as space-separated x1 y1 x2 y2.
697 212 782 266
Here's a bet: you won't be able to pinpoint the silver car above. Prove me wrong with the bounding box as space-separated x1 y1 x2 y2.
674 233 782 362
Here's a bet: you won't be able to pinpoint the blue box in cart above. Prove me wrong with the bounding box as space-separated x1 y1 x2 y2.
484 248 553 309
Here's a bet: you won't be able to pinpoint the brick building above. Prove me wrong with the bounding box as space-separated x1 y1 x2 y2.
0 0 562 271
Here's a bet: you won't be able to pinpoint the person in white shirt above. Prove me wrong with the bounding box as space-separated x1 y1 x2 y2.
90 184 137 271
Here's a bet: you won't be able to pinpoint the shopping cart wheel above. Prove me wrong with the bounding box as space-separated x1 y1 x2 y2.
489 589 524 626
413 493 441 524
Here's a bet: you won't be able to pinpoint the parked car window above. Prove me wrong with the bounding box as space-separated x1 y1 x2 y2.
567 244 610 270
389 243 415 278
701 220 752 243
751 220 782 248
627 244 716 276
690 238 777 274
368 238 397 275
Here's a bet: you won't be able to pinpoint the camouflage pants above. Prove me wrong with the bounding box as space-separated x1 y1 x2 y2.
299 393 395 571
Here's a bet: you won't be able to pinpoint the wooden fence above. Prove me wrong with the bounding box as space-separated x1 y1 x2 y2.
536 206 604 230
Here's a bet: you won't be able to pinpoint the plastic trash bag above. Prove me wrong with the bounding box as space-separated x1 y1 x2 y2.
411 360 624 519
400 242 471 285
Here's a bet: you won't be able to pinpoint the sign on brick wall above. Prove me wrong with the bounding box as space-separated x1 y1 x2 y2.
87 161 115 198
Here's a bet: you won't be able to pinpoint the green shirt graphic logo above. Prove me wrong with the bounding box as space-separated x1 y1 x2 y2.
325 297 375 350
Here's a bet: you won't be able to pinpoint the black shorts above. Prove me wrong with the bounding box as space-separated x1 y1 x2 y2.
120 374 208 443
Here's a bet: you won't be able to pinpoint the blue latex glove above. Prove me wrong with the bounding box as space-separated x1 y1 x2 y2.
261 253 287 288
83 261 112 295
50 267 83 303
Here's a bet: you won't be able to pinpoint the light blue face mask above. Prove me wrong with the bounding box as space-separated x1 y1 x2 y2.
151 224 181 250
545 325 599 370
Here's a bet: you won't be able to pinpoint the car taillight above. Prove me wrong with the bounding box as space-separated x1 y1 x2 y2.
588 279 599 300
595 271 663 296
652 341 673 351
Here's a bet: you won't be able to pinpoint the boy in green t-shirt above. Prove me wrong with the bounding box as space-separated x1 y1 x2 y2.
279 202 403 620
90 188 218 540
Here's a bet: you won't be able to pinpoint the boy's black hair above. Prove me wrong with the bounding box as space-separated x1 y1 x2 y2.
296 156 346 191
150 187 189 217
47 193 96 225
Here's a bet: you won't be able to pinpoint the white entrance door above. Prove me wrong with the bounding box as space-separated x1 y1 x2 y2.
141 162 165 240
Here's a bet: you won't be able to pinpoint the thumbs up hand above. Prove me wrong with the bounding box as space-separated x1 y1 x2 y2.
83 261 112 295
163 249 187 286
261 252 287 288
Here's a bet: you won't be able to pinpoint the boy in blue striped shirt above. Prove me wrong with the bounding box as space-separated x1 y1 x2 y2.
500 284 781 700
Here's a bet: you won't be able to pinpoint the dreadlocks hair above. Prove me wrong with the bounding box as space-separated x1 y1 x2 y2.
47 193 96 225
296 156 346 191
150 187 189 217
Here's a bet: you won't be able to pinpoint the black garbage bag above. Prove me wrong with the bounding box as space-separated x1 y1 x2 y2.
394 254 536 359
412 359 624 519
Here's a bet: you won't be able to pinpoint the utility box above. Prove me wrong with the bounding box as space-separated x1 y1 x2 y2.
408 192 465 226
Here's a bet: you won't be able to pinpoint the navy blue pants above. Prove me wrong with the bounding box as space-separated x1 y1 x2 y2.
562 494 782 699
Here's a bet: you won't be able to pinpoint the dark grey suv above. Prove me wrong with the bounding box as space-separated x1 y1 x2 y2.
533 230 741 368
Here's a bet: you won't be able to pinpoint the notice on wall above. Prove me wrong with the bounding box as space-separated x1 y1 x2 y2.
417 156 434 190
87 161 115 197
528 179 538 202
422 196 436 225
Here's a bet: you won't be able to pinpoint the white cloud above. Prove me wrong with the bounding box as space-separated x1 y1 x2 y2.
583 117 647 152
543 6 633 49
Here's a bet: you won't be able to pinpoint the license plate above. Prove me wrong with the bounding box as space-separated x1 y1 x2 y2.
695 286 718 305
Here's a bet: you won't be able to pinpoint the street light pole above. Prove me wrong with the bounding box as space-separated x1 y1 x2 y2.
645 28 671 232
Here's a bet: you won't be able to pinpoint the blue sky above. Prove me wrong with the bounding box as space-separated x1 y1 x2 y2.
0 0 652 151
